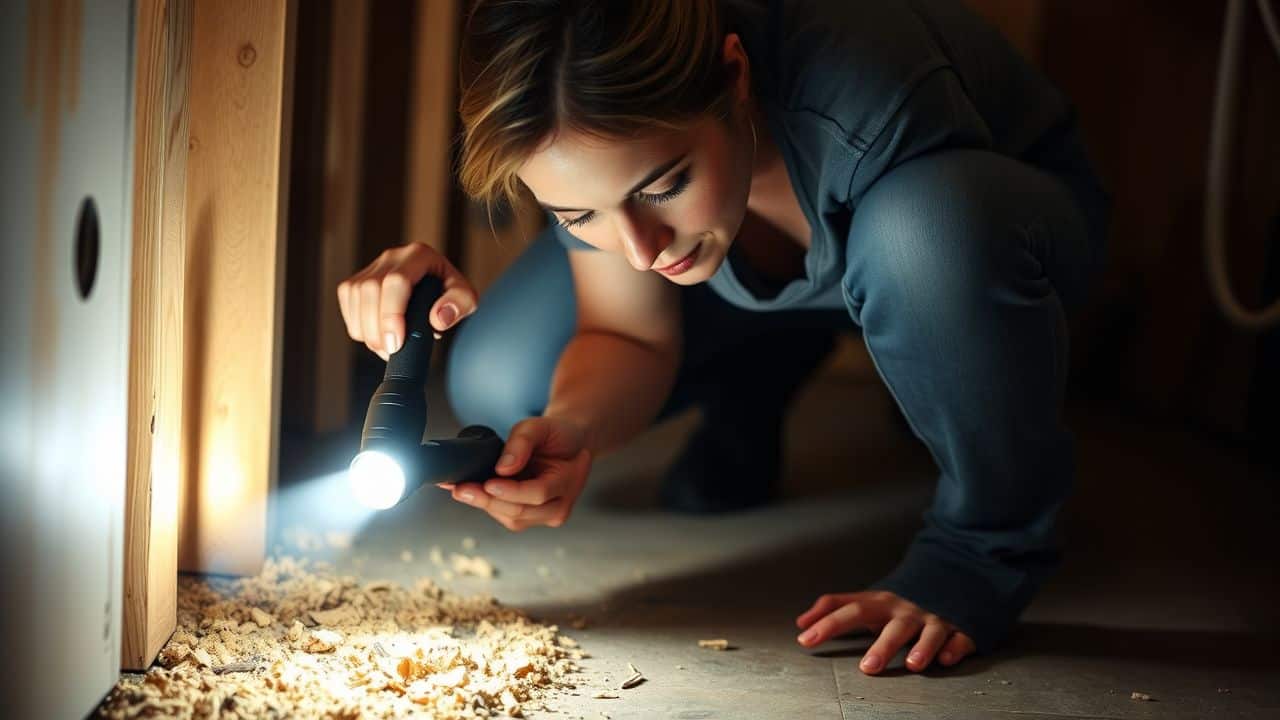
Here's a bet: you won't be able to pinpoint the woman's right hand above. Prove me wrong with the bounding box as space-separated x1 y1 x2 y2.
337 242 478 360
438 415 593 532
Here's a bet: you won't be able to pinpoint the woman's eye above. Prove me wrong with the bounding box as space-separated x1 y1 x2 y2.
637 169 691 206
560 211 595 229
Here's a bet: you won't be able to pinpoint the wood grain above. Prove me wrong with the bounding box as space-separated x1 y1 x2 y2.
404 0 460 254
312 0 370 433
124 0 191 670
179 0 296 576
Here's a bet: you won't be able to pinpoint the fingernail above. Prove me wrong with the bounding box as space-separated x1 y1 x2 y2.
498 453 515 468
439 303 458 328
797 630 816 645
385 332 399 355
487 484 503 496
907 652 923 666
459 490 474 503
861 655 883 673
940 651 953 664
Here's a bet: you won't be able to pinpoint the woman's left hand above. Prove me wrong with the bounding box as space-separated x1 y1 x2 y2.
795 590 977 674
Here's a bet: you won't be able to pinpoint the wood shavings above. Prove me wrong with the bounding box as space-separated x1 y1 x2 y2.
400 549 414 563
429 546 445 566
1131 691 1154 701
451 552 496 578
213 655 263 674
462 536 477 551
304 628 344 653
250 607 273 627
309 603 361 626
697 638 730 650
591 691 620 699
95 555 584 719
619 672 644 689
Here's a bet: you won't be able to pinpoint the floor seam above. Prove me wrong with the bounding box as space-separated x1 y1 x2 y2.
832 660 848 720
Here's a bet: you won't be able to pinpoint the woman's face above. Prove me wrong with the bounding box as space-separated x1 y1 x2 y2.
516 113 755 285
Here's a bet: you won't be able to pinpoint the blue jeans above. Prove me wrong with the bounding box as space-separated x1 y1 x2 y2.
446 141 1107 652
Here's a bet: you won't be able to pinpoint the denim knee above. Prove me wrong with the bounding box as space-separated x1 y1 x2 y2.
842 150 1063 327
443 229 577 438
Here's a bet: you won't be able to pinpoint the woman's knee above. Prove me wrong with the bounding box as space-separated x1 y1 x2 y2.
444 230 577 437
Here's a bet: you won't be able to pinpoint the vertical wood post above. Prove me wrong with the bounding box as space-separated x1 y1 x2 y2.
124 0 191 670
179 0 296 576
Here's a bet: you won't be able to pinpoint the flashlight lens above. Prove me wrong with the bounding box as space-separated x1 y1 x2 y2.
349 450 406 509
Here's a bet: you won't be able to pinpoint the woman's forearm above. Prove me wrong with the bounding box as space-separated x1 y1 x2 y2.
541 329 679 455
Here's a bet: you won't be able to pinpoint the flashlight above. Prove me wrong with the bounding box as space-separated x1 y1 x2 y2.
349 274 504 509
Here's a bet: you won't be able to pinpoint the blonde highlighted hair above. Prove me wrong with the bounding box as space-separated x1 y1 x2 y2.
457 0 734 208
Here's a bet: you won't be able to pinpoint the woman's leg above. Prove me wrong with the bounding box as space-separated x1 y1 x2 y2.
840 148 1105 653
446 227 845 508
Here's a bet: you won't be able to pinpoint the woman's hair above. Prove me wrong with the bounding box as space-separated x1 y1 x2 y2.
456 0 733 208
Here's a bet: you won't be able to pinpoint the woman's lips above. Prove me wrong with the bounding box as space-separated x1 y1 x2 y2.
655 242 702 276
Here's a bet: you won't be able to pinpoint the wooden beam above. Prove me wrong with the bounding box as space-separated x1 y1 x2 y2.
179 0 296 576
404 0 460 254
312 0 370 433
124 0 191 670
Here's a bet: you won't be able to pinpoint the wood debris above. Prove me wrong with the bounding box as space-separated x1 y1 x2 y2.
451 552 497 578
1130 691 1154 701
617 661 645 689
309 603 361 626
697 639 730 651
400 550 414 563
591 691 620 699
96 555 584 719
462 537 477 551
250 607 274 627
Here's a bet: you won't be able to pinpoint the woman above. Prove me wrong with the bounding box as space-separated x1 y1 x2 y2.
338 0 1108 675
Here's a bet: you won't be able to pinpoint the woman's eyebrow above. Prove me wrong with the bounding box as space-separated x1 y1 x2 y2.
539 153 688 213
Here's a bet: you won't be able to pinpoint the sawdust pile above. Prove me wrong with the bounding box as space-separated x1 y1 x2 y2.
97 556 584 719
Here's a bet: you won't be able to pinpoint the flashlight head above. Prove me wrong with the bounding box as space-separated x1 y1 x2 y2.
349 449 408 509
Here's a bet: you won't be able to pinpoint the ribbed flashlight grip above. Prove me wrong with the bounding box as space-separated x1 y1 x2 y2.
385 274 444 381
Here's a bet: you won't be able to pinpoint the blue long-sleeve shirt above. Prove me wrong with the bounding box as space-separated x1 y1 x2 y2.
553 0 1096 652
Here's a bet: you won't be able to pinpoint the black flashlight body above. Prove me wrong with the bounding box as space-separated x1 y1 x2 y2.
356 274 504 506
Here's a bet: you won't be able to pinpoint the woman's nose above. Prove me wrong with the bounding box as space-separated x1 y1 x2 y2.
614 207 669 271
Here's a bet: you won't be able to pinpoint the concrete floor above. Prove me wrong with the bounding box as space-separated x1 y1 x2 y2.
274 366 1280 719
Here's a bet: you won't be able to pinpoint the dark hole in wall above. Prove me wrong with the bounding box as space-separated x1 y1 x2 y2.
74 196 99 301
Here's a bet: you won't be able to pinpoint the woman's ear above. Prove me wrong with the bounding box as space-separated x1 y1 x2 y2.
721 32 751 105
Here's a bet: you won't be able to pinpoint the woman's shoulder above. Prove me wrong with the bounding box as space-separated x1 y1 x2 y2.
730 0 953 149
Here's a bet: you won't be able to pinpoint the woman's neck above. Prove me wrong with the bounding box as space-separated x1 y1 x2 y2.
745 107 812 250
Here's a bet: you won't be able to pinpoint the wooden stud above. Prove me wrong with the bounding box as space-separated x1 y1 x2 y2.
179 0 297 576
312 0 370 433
123 0 191 671
404 0 461 255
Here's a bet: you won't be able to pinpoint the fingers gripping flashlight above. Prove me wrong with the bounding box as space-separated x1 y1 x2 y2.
349 275 503 509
